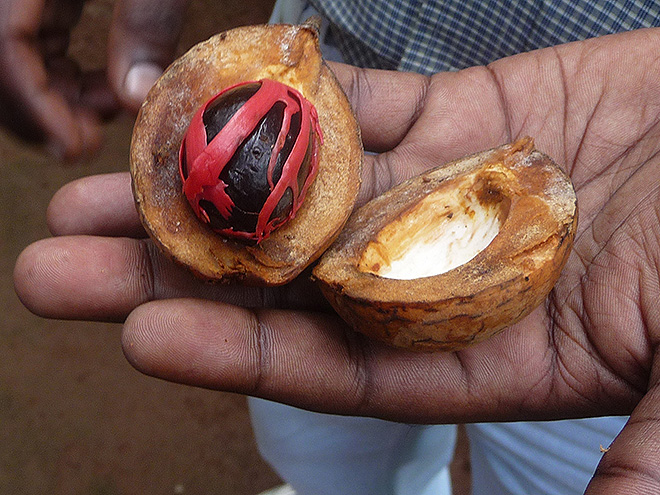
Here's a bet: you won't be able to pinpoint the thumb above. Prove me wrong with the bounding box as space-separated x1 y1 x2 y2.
586 369 660 494
107 0 189 111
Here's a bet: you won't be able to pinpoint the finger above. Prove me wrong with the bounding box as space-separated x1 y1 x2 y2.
47 172 144 237
107 0 189 110
119 299 395 417
13 235 326 322
0 0 101 159
586 375 660 493
80 69 121 120
14 236 153 321
120 297 633 423
40 0 85 41
45 58 109 154
47 57 120 119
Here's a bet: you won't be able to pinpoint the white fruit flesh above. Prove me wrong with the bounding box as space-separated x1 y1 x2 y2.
358 176 508 280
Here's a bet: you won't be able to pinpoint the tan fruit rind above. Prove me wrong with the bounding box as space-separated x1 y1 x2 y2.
130 22 363 286
313 138 577 351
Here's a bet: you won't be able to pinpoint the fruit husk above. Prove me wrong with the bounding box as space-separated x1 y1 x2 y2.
130 21 363 286
313 138 577 351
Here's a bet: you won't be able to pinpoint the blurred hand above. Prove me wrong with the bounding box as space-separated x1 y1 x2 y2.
14 28 660 493
0 0 188 160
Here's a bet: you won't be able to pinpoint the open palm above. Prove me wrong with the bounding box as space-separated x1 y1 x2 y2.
14 28 660 493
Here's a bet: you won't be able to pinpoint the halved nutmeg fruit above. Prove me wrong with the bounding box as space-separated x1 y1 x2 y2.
313 138 577 351
130 21 362 285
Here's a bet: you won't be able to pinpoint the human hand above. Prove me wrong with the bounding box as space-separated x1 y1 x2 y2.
14 28 660 493
0 0 188 160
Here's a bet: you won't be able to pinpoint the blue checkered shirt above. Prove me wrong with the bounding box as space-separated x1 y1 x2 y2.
310 0 660 74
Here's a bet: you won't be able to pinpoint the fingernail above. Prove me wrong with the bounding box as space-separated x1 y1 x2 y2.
124 62 162 106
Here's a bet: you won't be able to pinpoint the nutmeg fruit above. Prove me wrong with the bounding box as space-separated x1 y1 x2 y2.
131 20 577 352
130 21 362 285
312 138 577 351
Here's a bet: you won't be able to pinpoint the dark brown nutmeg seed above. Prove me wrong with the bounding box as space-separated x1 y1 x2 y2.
179 79 323 244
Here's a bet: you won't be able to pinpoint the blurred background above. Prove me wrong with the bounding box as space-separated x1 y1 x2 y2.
1 1 470 493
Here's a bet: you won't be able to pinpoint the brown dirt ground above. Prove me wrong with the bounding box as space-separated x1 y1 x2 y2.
1 1 471 494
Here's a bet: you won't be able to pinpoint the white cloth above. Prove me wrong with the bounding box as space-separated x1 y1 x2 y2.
250 398 455 495
250 398 627 495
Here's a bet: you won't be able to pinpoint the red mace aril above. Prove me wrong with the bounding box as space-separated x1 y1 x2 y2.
179 79 323 244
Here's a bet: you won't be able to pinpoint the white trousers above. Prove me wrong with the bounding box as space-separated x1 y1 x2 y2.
250 398 627 495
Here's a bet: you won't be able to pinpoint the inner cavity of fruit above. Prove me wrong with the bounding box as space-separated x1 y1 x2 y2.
358 174 510 280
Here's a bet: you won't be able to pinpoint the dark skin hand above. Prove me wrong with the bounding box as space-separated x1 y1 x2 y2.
0 0 188 160
13 28 660 493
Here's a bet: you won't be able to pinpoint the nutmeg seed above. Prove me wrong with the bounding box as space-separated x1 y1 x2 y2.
179 79 323 244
